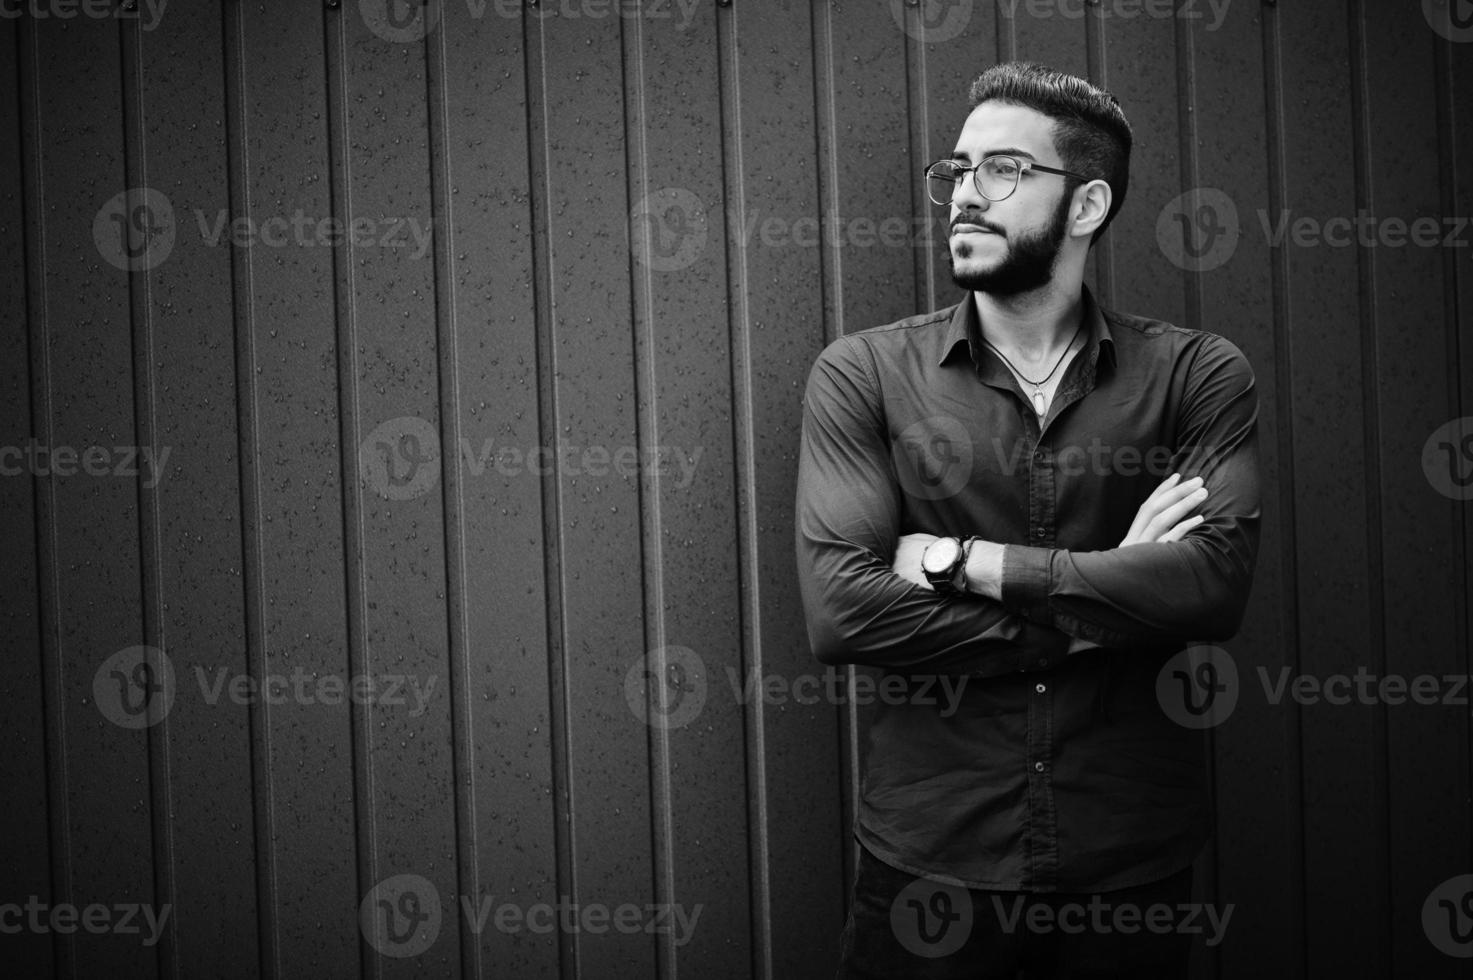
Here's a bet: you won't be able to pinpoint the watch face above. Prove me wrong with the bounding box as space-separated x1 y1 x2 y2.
922 537 962 574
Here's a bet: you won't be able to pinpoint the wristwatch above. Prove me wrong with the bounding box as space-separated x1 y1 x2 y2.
921 536 968 596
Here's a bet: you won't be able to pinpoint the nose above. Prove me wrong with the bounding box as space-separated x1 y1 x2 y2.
951 171 989 215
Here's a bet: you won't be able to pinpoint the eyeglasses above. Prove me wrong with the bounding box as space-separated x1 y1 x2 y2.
924 156 1091 206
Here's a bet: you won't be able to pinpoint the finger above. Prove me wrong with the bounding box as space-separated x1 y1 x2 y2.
1141 472 1182 507
1141 476 1203 519
1143 471 1178 501
1155 513 1205 543
1143 486 1208 539
1138 477 1205 525
1129 477 1201 537
1154 475 1203 505
1129 474 1185 537
1143 486 1209 539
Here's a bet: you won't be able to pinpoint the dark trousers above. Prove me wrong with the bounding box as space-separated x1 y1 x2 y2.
836 845 1196 979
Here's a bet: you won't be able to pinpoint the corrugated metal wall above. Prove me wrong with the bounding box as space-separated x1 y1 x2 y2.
2 1 1471 977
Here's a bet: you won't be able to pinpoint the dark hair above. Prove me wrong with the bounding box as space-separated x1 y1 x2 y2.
967 62 1132 242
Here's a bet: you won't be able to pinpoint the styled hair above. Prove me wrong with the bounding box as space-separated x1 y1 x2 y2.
967 62 1133 242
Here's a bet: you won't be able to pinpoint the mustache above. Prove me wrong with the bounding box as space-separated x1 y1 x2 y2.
951 214 1004 235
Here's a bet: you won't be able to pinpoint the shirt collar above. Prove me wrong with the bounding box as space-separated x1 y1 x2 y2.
939 284 1117 374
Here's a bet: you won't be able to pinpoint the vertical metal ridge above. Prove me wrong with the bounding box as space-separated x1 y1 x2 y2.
904 3 936 315
117 14 177 980
618 10 676 979
814 0 844 339
1258 5 1307 976
1083 5 1113 307
1345 2 1390 970
824 0 866 907
321 10 374 978
1431 0 1473 867
1170 17 1218 980
17 15 70 978
220 2 277 975
1172 8 1203 333
838 681 860 909
421 14 478 980
713 5 775 976
5 16 54 977
997 0 1018 63
522 11 577 977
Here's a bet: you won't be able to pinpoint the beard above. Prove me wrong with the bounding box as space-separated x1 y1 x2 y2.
946 189 1073 297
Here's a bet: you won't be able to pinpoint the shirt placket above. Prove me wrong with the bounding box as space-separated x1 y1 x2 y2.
1024 414 1059 888
972 325 1103 891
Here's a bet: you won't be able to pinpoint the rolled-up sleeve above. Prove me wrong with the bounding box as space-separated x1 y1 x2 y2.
796 335 1069 676
1000 335 1262 646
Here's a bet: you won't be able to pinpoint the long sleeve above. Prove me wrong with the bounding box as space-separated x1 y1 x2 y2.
795 335 1069 676
999 334 1262 646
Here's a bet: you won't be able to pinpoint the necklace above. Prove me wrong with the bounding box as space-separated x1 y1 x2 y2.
982 320 1086 417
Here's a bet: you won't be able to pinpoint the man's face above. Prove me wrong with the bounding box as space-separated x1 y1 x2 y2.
944 101 1075 297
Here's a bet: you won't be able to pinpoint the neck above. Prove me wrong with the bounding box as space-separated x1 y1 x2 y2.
972 280 1085 362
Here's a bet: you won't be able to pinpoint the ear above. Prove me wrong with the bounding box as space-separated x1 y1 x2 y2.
1068 180 1112 241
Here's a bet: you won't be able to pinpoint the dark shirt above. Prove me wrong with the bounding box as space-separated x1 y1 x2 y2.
794 285 1261 891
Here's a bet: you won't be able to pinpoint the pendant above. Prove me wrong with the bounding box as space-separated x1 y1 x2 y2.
1031 389 1048 416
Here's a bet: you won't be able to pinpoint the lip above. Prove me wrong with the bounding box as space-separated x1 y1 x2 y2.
952 225 999 236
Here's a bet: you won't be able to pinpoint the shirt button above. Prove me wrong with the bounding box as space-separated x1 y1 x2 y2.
1034 761 1045 773
1035 683 1046 694
1038 658 1049 668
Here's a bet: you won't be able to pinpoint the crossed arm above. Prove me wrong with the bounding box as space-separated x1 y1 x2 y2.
893 472 1214 600
890 474 1215 658
795 333 1262 677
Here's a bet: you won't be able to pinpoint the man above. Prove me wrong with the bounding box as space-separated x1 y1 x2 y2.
795 62 1260 977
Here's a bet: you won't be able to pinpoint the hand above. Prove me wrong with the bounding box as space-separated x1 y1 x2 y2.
1119 473 1208 547
892 532 939 588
